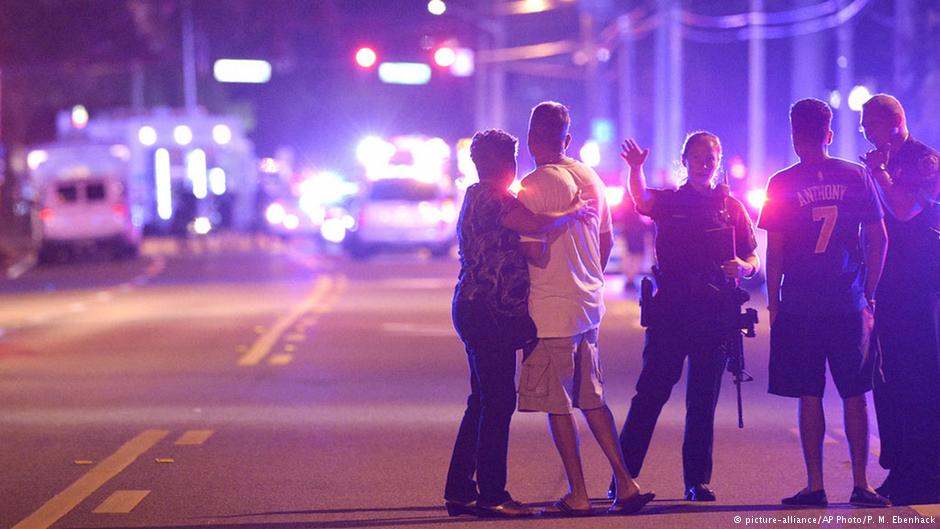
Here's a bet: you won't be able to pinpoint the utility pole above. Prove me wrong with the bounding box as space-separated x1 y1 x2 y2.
748 0 766 187
181 0 198 113
653 0 682 185
617 15 635 145
790 0 825 165
835 0 855 159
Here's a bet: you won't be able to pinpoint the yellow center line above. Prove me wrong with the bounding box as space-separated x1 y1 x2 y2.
238 275 333 366
12 429 168 529
913 503 940 517
92 490 150 514
174 430 214 445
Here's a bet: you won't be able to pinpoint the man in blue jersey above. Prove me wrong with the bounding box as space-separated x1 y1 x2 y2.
759 98 889 507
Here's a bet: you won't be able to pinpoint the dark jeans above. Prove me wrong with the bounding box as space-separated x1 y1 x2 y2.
444 297 529 506
618 324 728 487
872 289 940 503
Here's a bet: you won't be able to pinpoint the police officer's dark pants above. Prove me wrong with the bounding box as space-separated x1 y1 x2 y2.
618 325 727 487
873 289 940 504
445 299 517 506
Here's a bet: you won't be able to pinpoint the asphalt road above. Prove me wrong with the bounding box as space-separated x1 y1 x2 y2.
0 235 936 529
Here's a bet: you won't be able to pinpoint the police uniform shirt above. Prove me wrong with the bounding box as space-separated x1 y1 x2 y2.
758 157 883 315
643 183 757 294
878 137 940 291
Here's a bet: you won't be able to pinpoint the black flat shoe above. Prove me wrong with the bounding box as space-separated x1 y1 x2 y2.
782 489 828 507
685 484 716 502
849 487 891 507
444 499 477 517
476 499 535 518
608 491 656 515
544 497 593 517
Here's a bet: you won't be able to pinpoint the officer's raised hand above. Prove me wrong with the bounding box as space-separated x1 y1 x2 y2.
621 139 654 212
620 139 650 168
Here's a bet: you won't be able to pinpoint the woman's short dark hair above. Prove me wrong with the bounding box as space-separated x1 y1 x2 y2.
790 98 832 142
470 129 517 181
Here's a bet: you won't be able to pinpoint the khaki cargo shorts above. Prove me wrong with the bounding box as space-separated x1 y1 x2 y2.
518 327 605 415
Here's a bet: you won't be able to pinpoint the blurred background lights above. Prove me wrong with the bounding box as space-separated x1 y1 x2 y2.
377 62 431 85
746 188 767 210
321 218 348 243
265 203 286 225
434 47 457 68
451 48 475 77
71 105 89 129
829 90 842 110
138 126 157 146
212 124 232 145
173 125 193 145
579 140 601 168
427 0 446 15
847 85 872 112
355 47 377 68
730 158 747 179
208 167 227 195
27 150 48 170
193 216 212 235
213 59 272 83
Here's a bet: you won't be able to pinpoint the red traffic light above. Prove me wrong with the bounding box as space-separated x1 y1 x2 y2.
355 47 378 68
433 46 456 68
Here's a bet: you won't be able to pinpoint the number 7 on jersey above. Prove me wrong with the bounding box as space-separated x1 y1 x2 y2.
812 205 838 254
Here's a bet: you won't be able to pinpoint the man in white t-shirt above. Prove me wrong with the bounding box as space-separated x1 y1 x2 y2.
516 102 652 515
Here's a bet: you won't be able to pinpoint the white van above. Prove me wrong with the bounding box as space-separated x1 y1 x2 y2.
29 142 143 262
38 176 140 261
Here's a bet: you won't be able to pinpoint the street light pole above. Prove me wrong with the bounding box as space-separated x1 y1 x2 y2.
181 0 198 113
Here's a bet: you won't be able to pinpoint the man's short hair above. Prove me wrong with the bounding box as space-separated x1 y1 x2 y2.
528 101 570 149
790 98 832 142
470 129 517 181
862 93 906 122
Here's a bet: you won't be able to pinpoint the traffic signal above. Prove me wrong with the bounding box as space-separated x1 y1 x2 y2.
355 47 378 69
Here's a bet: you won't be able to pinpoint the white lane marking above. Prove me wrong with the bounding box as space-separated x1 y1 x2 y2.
375 278 454 289
174 430 214 445
92 490 150 514
382 322 455 337
12 429 168 529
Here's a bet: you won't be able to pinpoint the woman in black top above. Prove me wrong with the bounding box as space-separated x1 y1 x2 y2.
444 129 591 518
615 133 760 502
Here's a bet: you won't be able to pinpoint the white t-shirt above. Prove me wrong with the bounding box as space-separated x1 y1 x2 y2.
517 157 612 338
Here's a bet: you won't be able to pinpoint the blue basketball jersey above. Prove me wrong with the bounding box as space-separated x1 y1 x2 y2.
758 157 883 315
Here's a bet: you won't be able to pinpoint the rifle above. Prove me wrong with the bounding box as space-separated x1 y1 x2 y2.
721 286 758 428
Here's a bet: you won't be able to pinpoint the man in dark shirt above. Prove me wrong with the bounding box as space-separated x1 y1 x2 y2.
760 98 889 507
860 94 940 505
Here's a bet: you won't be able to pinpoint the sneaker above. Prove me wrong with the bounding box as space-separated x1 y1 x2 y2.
849 487 891 507
782 489 828 507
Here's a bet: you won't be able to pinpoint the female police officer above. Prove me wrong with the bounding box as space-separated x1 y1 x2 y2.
613 133 760 501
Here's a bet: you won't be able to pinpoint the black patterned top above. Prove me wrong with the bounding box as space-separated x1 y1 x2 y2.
453 182 530 318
